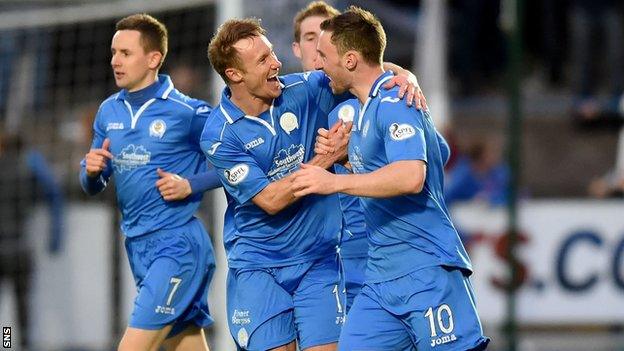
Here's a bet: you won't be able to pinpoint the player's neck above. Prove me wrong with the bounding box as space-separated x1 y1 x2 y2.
127 72 159 93
229 85 272 116
350 65 385 104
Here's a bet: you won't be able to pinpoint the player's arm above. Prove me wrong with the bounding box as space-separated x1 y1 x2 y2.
155 167 222 201
293 160 425 198
250 174 297 215
294 98 428 197
156 108 223 201
252 121 350 214
382 62 427 109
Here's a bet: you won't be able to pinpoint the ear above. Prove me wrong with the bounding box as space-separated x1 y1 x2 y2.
344 51 358 71
292 42 302 60
148 51 163 70
225 67 243 83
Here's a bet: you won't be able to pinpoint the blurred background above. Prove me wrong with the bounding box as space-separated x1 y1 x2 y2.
0 0 623 350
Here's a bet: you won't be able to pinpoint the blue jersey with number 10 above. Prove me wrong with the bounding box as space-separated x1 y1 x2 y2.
348 71 471 283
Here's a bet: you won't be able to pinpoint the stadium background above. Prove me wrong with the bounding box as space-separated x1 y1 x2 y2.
1 0 623 350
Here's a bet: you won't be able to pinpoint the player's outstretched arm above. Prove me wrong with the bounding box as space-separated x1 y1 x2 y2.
293 160 426 198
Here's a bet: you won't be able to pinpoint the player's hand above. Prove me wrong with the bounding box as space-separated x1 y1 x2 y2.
156 168 192 201
292 163 337 197
315 120 352 156
85 138 113 177
329 121 352 163
383 73 428 110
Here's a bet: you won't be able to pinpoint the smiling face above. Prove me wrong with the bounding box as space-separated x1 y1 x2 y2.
110 30 160 92
292 15 328 71
232 34 282 101
315 30 351 94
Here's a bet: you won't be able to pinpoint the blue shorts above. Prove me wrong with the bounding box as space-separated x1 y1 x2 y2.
227 254 346 350
342 256 366 313
339 266 489 351
125 218 216 337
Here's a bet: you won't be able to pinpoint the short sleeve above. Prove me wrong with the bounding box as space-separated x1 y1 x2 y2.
201 128 270 205
375 98 427 164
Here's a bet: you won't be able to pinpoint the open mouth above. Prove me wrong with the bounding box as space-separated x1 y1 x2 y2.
267 73 278 84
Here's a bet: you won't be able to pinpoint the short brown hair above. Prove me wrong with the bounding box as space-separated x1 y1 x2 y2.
320 6 386 65
116 14 168 67
208 18 266 83
293 1 340 42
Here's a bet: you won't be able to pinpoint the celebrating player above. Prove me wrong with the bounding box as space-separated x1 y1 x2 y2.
292 7 490 350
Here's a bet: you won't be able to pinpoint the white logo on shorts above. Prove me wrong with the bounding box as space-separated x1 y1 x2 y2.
232 309 251 325
237 327 249 348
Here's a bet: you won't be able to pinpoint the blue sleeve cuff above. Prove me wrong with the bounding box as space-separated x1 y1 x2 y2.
187 168 222 194
79 169 108 195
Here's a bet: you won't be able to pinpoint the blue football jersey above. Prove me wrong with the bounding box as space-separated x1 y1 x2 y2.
201 71 345 268
80 75 212 237
328 100 368 259
347 71 472 283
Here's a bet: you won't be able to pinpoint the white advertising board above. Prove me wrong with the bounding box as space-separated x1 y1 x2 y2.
452 200 624 324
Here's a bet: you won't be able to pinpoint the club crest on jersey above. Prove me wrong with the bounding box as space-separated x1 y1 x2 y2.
224 164 249 185
280 112 299 135
389 123 416 141
338 104 355 123
149 119 166 138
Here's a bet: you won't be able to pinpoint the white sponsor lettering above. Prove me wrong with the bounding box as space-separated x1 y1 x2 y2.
155 305 176 315
113 144 151 173
389 123 416 141
430 334 457 347
231 309 251 325
106 122 124 131
225 164 249 185
267 144 305 181
245 137 265 150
